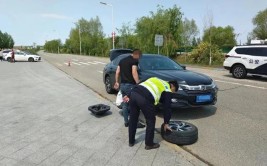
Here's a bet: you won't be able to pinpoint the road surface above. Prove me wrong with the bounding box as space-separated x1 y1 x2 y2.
40 51 267 166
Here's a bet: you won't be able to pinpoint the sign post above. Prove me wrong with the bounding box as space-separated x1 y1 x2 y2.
154 34 163 54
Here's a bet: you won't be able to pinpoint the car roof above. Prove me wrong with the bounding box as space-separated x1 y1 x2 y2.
141 54 166 57
114 53 167 61
234 45 267 48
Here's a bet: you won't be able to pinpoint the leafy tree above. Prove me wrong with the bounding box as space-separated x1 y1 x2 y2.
44 39 61 53
181 18 199 47
251 8 267 39
0 30 14 49
203 26 236 47
65 17 106 56
116 22 135 48
135 5 183 56
190 42 223 65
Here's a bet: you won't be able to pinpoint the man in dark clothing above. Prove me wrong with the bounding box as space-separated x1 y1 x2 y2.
114 49 142 127
123 77 178 150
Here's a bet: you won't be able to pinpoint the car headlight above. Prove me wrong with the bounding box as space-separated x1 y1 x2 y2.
211 80 217 89
178 83 190 90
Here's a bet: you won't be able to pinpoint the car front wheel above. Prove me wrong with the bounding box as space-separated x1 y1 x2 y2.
105 76 116 94
28 57 34 62
232 64 247 79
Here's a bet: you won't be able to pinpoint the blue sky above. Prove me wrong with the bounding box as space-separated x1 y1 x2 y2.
0 0 266 46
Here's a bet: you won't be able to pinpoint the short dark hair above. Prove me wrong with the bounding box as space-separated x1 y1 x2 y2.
168 80 179 92
132 49 142 56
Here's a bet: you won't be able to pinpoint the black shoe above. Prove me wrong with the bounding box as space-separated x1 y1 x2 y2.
124 123 129 127
129 142 134 147
129 140 135 147
137 122 145 128
145 143 160 150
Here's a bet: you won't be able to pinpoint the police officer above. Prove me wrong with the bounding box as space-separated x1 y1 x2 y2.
124 77 178 150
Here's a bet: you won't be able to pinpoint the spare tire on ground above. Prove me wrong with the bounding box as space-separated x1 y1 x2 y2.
88 104 110 116
161 121 198 145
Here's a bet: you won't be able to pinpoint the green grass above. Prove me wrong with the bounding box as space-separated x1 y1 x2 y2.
174 54 224 68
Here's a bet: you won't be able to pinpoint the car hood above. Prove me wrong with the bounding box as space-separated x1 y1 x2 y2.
140 70 212 85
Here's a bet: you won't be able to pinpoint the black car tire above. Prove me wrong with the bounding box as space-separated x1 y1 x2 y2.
28 57 34 62
105 75 116 94
161 121 198 145
232 64 247 79
7 57 11 62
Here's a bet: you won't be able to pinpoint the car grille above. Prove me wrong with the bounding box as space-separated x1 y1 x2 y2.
180 84 214 91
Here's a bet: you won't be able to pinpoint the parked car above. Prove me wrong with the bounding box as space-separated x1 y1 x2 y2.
103 53 218 108
4 51 41 62
223 45 267 78
1 50 11 59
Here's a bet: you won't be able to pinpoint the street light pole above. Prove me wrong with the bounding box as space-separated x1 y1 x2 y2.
100 2 115 49
79 24 82 55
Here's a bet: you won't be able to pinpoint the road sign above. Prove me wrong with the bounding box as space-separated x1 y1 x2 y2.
155 34 163 46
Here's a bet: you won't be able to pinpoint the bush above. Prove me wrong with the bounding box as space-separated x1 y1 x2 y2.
189 42 224 65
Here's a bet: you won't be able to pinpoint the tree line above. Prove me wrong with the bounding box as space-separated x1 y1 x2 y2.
44 6 267 65
0 30 14 49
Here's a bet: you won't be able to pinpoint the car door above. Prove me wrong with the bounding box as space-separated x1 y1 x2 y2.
14 52 22 61
21 52 29 61
253 47 267 75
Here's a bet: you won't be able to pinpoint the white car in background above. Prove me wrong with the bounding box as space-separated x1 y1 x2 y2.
223 45 267 78
4 51 41 62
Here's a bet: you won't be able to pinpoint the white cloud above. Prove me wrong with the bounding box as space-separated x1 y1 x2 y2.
41 13 73 20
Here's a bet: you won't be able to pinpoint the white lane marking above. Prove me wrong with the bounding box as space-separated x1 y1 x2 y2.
79 62 91 65
72 62 82 66
98 71 103 74
72 59 79 61
87 62 98 65
93 61 106 65
55 63 63 66
215 79 267 90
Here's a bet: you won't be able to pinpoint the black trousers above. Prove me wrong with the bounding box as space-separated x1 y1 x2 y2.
129 91 155 146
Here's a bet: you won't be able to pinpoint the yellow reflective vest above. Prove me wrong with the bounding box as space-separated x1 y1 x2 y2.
139 77 171 105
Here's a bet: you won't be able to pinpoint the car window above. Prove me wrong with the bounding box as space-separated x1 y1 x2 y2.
235 47 267 57
139 56 183 70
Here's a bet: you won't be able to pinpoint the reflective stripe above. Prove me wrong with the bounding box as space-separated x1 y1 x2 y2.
146 80 160 102
159 79 171 92
139 84 157 103
140 77 171 105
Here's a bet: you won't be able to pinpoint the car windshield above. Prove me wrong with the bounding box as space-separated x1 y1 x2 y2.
23 51 31 55
139 56 183 70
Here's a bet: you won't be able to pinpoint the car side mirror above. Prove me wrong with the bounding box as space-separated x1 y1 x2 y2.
181 65 186 70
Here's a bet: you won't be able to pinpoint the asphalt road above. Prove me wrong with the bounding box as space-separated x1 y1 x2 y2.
39 51 267 166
